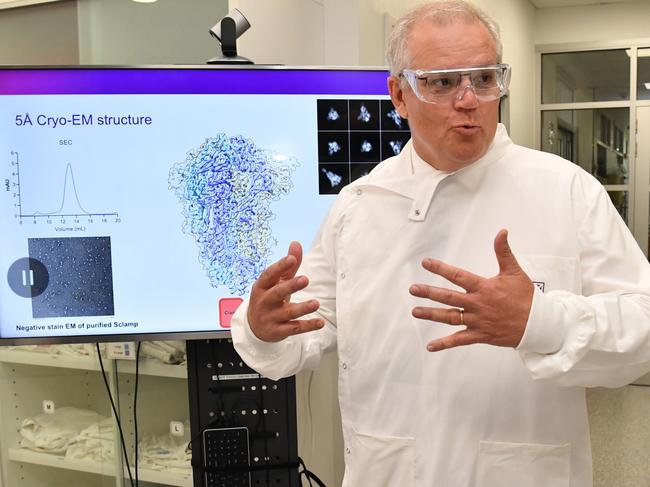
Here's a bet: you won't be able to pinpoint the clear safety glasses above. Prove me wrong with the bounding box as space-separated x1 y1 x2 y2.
400 64 511 104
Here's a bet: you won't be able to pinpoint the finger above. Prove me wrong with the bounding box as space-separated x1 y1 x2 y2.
426 330 484 352
256 253 300 290
267 275 310 304
411 306 465 326
280 241 303 280
269 299 321 323
421 258 482 292
493 229 522 276
274 317 326 339
409 284 469 308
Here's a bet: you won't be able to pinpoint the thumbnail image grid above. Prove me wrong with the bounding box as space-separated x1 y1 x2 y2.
317 99 411 195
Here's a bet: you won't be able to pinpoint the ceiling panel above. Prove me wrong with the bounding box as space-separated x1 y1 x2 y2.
531 0 641 8
0 0 61 9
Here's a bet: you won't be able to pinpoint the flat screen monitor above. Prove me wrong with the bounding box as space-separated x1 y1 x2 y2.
0 66 411 344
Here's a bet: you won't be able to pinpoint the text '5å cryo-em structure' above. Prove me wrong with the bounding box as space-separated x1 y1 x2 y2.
169 134 298 295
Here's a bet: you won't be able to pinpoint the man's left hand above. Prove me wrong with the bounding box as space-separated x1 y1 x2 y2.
409 229 534 352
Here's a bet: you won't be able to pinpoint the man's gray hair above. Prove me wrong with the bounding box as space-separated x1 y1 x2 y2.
386 0 503 77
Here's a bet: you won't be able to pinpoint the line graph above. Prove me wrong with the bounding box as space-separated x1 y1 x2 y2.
10 151 120 223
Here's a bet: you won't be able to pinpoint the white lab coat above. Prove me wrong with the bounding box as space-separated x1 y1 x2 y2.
231 124 650 487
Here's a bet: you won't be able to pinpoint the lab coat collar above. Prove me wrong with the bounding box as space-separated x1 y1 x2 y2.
359 124 513 221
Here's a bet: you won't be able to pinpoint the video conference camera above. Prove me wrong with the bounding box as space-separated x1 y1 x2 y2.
207 8 253 64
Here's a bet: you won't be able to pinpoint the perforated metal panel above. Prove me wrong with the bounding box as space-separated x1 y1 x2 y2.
187 338 299 487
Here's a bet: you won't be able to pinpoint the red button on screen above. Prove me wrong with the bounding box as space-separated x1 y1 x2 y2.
219 298 243 328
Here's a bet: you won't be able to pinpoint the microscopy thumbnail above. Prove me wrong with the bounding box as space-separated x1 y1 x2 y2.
317 99 349 131
28 236 115 319
350 99 380 130
350 132 381 163
319 164 350 195
318 131 349 163
381 131 411 159
381 100 410 131
351 163 379 182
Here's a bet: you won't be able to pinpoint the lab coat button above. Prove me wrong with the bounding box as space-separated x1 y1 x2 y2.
414 209 420 216
356 189 362 196
341 362 348 370
346 447 351 454
340 272 346 279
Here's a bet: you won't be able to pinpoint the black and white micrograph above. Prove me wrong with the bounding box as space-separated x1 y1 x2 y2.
381 131 411 158
350 100 380 130
319 164 350 195
28 237 115 318
350 132 381 163
318 132 349 163
317 99 349 131
381 100 410 131
351 163 379 182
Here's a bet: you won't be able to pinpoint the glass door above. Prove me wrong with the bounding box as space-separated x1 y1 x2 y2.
539 46 650 257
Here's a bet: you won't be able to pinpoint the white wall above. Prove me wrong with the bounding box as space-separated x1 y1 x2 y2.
232 0 386 67
77 0 228 65
535 0 650 46
231 0 325 65
0 0 228 66
0 0 79 64
478 0 536 147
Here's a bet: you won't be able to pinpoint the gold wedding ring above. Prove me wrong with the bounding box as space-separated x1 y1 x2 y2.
459 309 464 326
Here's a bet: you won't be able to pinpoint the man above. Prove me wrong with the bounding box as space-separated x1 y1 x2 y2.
232 1 650 486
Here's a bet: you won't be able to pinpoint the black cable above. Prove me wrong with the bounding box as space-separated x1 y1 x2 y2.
298 457 327 487
96 343 135 487
300 455 314 487
188 414 228 459
134 341 141 487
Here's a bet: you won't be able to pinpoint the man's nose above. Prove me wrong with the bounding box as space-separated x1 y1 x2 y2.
454 82 479 108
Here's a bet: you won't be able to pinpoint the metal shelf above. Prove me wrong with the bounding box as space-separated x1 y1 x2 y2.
118 360 187 379
0 349 99 371
0 349 187 378
8 448 192 486
8 448 110 476
133 466 192 487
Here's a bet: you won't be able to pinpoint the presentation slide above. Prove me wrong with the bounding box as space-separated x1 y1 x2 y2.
0 71 409 341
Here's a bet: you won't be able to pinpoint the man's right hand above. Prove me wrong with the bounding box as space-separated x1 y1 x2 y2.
247 241 325 342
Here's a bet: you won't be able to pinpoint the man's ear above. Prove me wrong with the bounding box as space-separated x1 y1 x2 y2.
387 75 408 119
